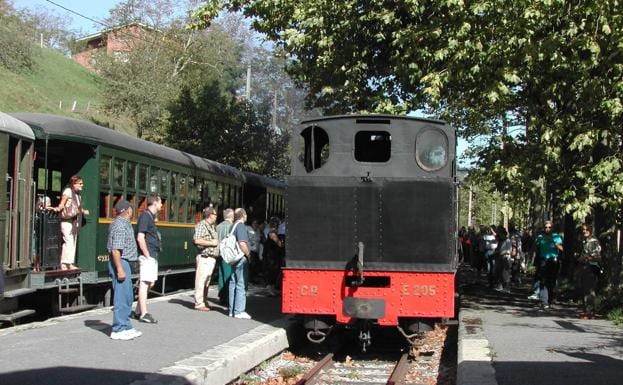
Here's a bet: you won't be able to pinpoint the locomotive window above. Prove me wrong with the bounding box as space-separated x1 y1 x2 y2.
355 131 391 162
415 128 448 171
300 125 330 172
100 155 111 186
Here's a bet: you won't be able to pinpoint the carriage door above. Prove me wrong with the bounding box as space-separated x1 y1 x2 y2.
2 135 34 271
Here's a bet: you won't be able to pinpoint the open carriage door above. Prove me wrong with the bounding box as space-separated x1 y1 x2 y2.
2 134 34 274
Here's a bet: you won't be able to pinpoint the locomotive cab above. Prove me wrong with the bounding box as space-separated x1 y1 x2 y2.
282 115 458 350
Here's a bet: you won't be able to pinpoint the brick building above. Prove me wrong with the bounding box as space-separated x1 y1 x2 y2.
72 23 153 71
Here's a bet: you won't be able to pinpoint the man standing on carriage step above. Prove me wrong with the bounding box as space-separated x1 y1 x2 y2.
135 194 162 324
108 200 142 340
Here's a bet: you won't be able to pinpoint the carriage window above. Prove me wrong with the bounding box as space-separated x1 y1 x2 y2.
127 162 137 190
138 165 147 192
113 159 124 188
149 168 158 193
355 131 391 162
160 170 169 196
100 155 111 186
415 128 448 171
300 125 329 172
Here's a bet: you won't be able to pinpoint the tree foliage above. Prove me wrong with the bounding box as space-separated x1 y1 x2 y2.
190 0 623 290
96 0 243 139
166 79 289 178
192 0 623 222
0 0 39 71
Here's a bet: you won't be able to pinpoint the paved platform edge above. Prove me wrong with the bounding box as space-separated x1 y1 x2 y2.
457 307 498 385
130 317 294 385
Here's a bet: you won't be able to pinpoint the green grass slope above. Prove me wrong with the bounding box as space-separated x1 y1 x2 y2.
0 47 134 135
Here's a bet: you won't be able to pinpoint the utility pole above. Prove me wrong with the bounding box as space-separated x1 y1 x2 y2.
272 89 278 131
467 185 473 227
245 66 251 99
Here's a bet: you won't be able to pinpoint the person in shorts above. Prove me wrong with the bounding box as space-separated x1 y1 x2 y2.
135 194 162 323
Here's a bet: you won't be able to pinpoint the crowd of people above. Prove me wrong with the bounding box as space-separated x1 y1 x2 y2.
107 196 286 341
460 220 602 317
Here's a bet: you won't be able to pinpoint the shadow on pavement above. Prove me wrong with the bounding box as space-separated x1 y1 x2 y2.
492 354 623 385
84 319 111 336
0 366 191 385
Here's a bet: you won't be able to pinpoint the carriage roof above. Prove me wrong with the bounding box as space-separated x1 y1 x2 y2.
0 111 35 140
11 113 244 180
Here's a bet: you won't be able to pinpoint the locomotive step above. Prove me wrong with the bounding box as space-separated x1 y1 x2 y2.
58 304 97 314
57 288 79 294
2 288 37 298
0 309 36 324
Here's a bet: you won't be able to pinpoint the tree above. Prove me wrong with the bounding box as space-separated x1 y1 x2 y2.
165 78 289 178
18 5 75 54
0 0 38 71
192 0 623 290
96 0 243 139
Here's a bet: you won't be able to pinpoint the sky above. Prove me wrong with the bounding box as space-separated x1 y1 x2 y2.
15 0 122 36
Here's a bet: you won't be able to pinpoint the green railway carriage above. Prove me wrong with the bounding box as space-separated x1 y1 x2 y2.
11 113 247 284
242 171 286 222
0 112 285 322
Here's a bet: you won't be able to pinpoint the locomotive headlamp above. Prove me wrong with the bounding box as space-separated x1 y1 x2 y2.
415 127 448 171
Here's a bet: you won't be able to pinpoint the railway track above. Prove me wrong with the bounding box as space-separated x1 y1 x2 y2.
295 351 414 385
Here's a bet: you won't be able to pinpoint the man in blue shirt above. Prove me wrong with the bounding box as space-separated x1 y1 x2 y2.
135 194 162 324
532 221 563 308
229 208 251 319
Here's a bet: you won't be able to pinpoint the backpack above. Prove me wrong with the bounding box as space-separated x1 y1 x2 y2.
219 223 245 265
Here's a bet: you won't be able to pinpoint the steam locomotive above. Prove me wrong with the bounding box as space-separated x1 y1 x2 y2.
281 115 458 350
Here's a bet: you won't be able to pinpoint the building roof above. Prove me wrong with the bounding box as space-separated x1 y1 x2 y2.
74 22 157 43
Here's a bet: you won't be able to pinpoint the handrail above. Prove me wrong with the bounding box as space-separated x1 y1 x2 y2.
6 173 13 269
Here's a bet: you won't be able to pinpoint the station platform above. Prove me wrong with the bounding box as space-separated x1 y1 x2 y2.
457 266 623 385
0 285 292 385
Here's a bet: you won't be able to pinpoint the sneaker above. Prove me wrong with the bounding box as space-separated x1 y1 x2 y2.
138 313 158 324
234 312 251 319
130 310 139 320
125 328 143 338
110 329 136 340
528 294 539 300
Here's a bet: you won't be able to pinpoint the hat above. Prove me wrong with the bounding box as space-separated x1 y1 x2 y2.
115 199 132 214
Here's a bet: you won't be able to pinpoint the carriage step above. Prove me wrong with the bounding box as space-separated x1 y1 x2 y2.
2 288 37 298
0 309 36 323
58 304 97 314
58 288 79 294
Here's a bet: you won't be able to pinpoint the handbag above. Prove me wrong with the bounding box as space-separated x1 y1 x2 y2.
62 191 79 220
